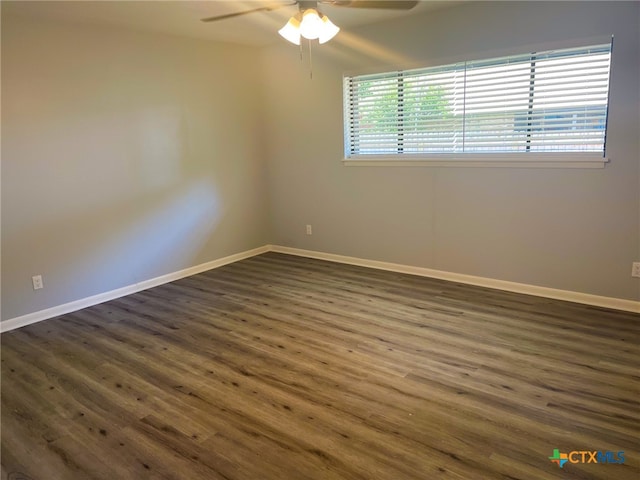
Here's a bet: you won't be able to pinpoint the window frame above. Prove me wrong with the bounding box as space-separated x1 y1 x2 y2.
342 40 613 168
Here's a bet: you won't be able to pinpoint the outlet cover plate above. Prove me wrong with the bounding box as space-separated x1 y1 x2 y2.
32 275 44 290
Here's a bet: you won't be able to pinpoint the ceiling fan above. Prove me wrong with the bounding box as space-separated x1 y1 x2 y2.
201 1 419 45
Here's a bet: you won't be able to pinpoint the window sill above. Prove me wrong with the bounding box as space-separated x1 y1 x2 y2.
342 153 608 169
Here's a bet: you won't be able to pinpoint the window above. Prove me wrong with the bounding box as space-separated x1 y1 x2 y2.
343 43 612 166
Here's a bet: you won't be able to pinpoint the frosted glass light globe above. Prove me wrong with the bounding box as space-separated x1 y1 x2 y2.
299 9 322 40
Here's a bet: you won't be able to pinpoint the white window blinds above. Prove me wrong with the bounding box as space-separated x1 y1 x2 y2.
344 43 612 159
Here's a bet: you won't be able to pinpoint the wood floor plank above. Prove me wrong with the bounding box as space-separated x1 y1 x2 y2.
2 252 639 479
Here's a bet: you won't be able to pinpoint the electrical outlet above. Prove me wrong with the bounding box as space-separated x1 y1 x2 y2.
32 275 44 290
306 224 312 235
632 262 640 278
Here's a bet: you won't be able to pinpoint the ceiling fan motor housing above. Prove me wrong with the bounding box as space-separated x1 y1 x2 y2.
298 1 321 13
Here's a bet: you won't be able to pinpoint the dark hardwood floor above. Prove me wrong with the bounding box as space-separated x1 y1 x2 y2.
2 252 639 480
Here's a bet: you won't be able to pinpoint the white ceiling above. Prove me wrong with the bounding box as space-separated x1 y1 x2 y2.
2 0 462 46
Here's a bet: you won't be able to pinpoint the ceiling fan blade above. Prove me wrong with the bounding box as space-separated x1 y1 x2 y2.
201 2 297 23
320 0 418 9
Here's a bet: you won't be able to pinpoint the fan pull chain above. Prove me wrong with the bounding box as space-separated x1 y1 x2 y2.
308 39 313 80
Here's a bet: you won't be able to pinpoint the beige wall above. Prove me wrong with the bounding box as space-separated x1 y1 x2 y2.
1 16 270 320
2 1 639 324
262 1 640 301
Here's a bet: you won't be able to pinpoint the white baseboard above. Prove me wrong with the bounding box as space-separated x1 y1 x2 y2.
0 245 270 333
3 243 637 333
270 245 640 314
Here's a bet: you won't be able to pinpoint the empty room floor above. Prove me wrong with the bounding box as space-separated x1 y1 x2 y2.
2 252 639 479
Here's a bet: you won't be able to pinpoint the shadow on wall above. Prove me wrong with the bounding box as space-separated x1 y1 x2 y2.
120 180 222 281
2 180 221 320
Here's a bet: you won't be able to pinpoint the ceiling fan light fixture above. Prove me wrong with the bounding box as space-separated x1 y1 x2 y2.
318 15 340 44
279 5 340 46
299 8 323 40
278 15 301 45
